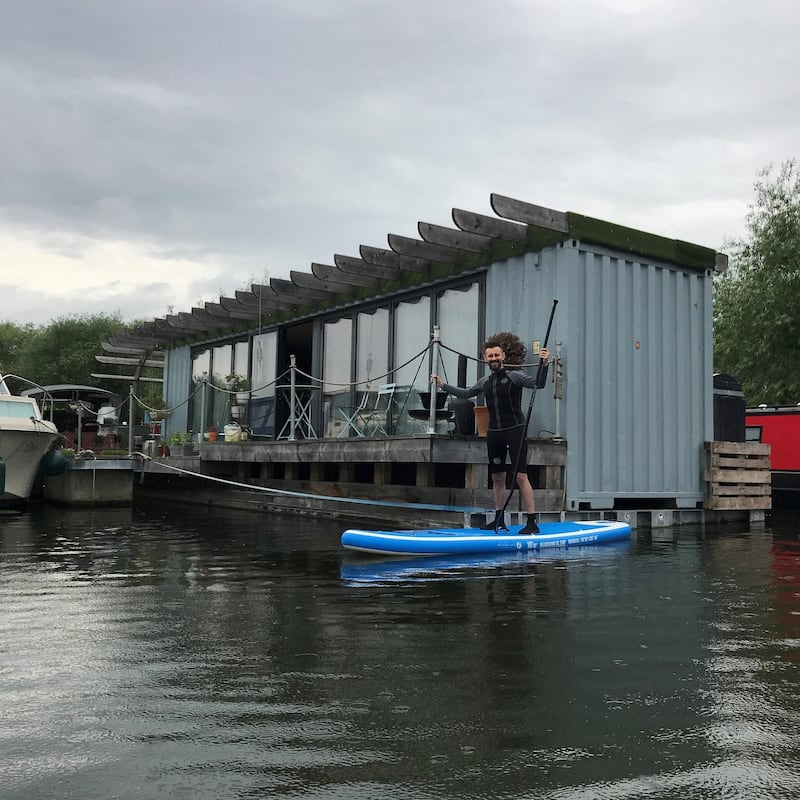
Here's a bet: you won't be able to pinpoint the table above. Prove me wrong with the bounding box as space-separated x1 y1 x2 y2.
277 385 319 440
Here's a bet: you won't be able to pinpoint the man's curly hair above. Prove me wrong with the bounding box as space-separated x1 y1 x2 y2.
482 332 526 370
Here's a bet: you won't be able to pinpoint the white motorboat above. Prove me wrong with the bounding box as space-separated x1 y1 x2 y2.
0 374 60 509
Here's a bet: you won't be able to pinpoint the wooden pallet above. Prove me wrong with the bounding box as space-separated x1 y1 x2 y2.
704 441 772 510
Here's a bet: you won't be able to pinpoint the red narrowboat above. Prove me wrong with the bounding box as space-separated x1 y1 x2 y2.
746 405 800 509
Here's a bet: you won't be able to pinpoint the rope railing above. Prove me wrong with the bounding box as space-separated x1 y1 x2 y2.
38 327 556 450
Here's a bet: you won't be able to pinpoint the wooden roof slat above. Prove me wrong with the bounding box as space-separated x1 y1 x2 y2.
205 301 258 321
387 234 461 264
91 372 163 383
238 285 298 310
189 308 236 328
129 321 183 342
335 253 401 282
100 342 151 355
311 262 380 289
291 270 358 297
451 207 529 243
490 195 568 232
360 245 429 273
271 277 337 302
219 297 272 320
417 221 493 253
95 355 164 367
109 332 175 348
178 311 228 332
164 314 211 333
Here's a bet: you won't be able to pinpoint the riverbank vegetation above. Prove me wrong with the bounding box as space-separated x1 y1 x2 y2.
0 312 162 409
713 159 800 405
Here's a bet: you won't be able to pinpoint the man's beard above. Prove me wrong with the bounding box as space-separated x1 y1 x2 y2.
488 361 502 372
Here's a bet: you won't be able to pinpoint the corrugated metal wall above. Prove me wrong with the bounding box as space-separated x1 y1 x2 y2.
487 241 714 510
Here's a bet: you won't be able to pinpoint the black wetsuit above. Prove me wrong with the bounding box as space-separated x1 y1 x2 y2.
442 368 540 474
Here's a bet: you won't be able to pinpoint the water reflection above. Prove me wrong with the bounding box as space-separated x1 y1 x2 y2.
1 504 798 799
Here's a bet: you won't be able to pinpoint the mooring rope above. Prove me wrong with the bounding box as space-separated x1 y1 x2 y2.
138 455 487 514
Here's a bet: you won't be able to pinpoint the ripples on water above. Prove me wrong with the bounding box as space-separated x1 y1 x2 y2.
1 502 798 799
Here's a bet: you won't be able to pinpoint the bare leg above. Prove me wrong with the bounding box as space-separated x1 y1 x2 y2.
490 472 507 510
516 472 536 514
516 472 540 534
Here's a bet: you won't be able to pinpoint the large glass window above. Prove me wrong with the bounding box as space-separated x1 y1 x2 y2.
190 349 211 434
357 308 389 387
435 283 480 387
322 318 352 437
393 296 431 388
323 318 352 393
392 296 431 433
209 344 232 428
233 340 249 382
250 331 278 438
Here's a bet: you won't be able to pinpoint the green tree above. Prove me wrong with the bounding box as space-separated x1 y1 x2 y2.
714 159 800 404
14 313 128 388
0 321 36 377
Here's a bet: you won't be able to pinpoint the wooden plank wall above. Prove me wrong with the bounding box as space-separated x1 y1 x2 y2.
704 441 772 510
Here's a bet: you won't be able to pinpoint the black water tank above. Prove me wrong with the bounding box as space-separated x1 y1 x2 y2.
713 373 745 441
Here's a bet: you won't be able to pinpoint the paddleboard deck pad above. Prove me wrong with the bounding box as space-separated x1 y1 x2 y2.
341 519 632 556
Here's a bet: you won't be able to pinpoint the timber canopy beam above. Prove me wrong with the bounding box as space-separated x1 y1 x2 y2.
97 193 725 358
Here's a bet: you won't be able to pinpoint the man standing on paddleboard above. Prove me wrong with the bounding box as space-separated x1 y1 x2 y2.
432 332 549 534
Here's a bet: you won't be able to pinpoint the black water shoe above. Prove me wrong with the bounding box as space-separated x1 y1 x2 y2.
480 522 509 532
481 512 507 532
519 520 540 535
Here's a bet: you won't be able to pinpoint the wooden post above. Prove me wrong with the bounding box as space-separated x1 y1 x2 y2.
416 463 434 487
374 463 391 485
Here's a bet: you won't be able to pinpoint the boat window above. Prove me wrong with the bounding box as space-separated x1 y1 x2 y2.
0 400 38 419
745 425 762 442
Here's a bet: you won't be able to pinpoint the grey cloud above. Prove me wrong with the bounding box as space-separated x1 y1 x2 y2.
0 0 798 326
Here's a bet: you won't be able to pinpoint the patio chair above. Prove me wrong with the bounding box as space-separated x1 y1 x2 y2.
336 390 370 438
356 383 397 436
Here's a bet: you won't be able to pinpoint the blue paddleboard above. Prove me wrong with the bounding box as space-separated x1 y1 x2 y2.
340 519 632 556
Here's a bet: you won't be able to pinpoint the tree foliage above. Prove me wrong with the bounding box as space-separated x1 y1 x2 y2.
713 159 800 404
0 321 36 377
1 313 128 391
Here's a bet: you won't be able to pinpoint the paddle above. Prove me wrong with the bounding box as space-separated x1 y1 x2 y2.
500 299 559 521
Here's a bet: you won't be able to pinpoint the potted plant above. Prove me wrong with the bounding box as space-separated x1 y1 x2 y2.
226 373 251 404
169 431 194 456
207 425 219 442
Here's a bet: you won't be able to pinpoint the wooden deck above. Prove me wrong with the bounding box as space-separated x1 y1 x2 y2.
134 437 771 528
139 435 567 527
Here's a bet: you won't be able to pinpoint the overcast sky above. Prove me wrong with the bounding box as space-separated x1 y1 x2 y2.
1 0 797 326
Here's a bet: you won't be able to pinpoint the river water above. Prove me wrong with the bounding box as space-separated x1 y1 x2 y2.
1 501 798 799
